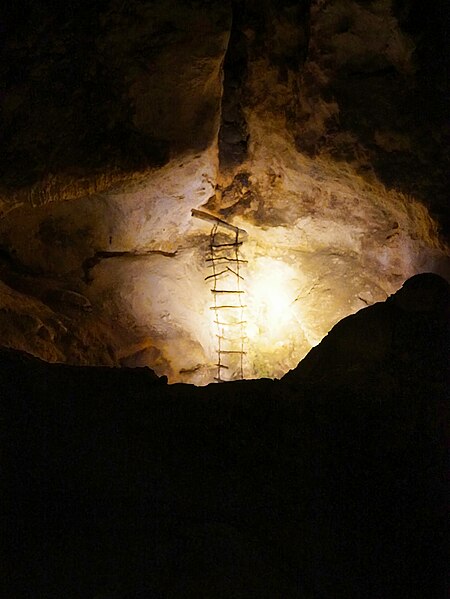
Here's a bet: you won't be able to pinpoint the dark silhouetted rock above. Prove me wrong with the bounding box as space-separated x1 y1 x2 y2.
2 273 448 598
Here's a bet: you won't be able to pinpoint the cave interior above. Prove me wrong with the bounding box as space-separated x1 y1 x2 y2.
1 1 449 598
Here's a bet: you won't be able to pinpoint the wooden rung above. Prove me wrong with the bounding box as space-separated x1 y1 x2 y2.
218 350 247 355
206 270 244 282
205 270 228 281
211 289 244 294
206 257 248 263
211 242 243 248
214 363 229 369
210 305 247 310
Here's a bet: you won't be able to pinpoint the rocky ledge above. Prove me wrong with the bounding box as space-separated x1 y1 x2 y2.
2 273 448 598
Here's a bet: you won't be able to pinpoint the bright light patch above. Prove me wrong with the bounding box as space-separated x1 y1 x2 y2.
246 257 300 349
236 256 307 379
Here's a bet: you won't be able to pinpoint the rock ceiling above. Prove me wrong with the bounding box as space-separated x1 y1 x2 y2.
0 0 448 383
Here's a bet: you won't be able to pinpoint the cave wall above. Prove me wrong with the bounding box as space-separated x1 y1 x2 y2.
0 0 231 198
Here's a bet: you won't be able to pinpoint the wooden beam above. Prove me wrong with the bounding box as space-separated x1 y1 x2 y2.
191 209 248 239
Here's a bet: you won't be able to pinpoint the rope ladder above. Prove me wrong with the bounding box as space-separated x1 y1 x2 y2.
192 209 247 381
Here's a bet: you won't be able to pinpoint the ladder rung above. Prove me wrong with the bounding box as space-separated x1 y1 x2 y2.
210 306 247 310
206 257 248 263
211 289 244 294
205 270 228 281
207 252 244 259
214 363 229 369
218 350 247 355
205 269 244 282
211 242 243 248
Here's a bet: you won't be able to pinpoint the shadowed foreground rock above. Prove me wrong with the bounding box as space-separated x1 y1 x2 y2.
2 274 448 598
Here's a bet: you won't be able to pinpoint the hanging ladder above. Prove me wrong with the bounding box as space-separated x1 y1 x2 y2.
192 209 247 381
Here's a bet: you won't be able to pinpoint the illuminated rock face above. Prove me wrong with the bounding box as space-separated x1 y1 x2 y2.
0 0 448 383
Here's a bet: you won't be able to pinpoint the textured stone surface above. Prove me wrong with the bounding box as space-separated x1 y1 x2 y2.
0 277 120 365
0 0 230 197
